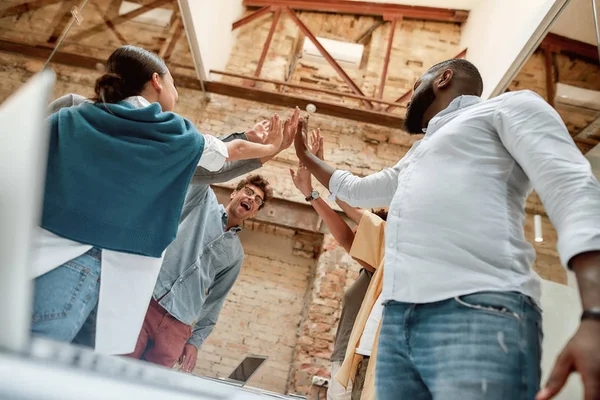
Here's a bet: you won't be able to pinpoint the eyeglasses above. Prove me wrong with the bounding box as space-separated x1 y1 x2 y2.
243 186 264 207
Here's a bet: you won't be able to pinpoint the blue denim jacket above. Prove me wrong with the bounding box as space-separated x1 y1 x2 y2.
152 133 260 348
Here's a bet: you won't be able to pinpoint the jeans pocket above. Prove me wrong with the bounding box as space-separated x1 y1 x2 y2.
32 257 97 322
453 292 523 322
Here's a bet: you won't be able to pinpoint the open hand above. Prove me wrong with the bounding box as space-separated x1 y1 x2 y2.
178 343 199 373
280 107 300 150
537 320 600 400
294 117 310 156
309 128 324 160
289 163 313 197
246 120 269 144
264 114 283 150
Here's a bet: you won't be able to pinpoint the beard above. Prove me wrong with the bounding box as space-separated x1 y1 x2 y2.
404 83 436 134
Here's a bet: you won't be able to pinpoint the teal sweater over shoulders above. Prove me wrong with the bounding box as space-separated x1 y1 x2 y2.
42 101 205 257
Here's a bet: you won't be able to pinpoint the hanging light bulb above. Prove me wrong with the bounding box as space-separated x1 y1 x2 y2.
534 214 543 242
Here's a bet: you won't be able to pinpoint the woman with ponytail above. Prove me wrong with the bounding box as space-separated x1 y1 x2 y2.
30 45 284 355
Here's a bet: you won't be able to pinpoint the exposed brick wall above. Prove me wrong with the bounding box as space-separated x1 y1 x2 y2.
289 234 362 394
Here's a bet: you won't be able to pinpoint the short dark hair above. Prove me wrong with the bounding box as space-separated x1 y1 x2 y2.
235 174 273 209
372 209 388 221
428 58 483 96
94 45 168 104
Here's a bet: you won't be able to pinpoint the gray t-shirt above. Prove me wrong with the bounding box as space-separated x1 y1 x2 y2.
331 268 374 362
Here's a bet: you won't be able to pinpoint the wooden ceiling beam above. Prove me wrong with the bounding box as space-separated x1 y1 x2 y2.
254 10 281 78
211 69 405 107
242 0 468 23
204 80 405 129
378 18 399 101
91 1 128 45
69 0 173 42
541 33 599 65
354 20 385 44
211 185 325 234
159 14 184 61
0 0 64 19
0 39 202 90
285 7 373 109
47 0 77 43
232 6 272 30
543 48 555 107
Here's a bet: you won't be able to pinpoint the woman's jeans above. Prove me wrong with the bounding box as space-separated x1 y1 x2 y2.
31 247 101 346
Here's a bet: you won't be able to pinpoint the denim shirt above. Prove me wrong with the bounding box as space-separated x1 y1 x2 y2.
151 132 260 348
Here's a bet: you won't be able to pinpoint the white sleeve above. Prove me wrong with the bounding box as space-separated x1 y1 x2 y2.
198 134 229 172
495 90 600 268
328 160 402 208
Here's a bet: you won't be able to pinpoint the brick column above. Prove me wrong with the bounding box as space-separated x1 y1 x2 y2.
288 234 361 396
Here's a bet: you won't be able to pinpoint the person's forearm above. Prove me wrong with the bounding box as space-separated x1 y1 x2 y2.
259 151 278 165
336 199 364 225
297 147 336 190
191 132 261 185
310 197 355 252
226 140 278 161
571 251 600 309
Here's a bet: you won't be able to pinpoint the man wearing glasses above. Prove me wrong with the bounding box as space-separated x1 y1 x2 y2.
127 174 273 371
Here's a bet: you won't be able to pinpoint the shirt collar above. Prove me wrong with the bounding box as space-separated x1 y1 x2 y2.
423 95 482 134
122 96 152 109
220 204 242 233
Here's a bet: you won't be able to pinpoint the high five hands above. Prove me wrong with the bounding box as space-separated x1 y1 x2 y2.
246 107 300 152
290 127 323 197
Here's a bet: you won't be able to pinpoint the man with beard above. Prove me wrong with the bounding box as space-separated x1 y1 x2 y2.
293 58 600 400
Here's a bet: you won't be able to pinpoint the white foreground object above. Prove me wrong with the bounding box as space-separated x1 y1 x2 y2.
540 279 583 400
0 70 55 353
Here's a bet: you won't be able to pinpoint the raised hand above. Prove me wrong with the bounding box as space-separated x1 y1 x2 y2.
309 128 324 160
294 117 310 156
289 162 313 198
264 114 283 150
245 120 269 144
281 107 300 150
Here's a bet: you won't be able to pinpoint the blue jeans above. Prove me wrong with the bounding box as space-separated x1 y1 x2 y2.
31 247 101 345
376 291 543 400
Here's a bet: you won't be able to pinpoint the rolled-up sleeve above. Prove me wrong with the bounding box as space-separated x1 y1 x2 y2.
198 134 228 172
495 90 600 268
329 161 402 208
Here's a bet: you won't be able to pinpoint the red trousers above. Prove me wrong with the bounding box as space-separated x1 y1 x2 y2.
125 298 192 367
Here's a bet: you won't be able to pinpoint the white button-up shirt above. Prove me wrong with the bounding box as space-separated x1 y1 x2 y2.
330 91 600 305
